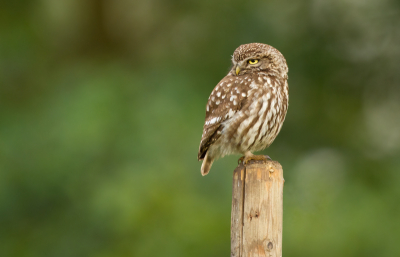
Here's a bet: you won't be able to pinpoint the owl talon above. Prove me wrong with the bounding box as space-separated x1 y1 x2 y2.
241 155 272 165
264 155 272 160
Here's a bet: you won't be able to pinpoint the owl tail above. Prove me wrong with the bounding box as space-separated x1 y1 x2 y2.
201 152 214 176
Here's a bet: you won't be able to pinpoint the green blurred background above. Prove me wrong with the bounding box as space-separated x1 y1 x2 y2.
1 0 400 256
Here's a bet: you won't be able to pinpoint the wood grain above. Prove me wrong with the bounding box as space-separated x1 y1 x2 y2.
231 160 284 257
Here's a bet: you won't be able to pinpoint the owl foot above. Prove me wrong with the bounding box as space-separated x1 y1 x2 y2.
238 154 272 165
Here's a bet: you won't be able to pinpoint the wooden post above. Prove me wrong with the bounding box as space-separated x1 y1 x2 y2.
231 160 284 257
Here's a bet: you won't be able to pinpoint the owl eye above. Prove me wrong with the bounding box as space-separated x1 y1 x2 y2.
248 59 259 64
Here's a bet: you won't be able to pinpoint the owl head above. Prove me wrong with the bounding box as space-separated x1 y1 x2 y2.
230 43 288 79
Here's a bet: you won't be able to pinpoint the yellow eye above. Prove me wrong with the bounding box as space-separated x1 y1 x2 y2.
248 59 259 64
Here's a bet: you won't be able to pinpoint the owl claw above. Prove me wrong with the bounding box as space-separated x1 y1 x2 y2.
263 155 272 161
238 155 272 165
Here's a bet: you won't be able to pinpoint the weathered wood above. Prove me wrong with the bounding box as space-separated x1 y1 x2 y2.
231 160 284 257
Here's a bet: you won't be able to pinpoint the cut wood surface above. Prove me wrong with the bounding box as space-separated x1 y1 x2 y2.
231 160 284 257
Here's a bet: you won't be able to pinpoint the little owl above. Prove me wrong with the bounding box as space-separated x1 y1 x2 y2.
198 43 289 176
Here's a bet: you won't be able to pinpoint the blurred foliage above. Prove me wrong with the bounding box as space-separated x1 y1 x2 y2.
1 0 400 256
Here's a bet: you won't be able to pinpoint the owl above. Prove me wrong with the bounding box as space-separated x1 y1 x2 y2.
198 43 289 176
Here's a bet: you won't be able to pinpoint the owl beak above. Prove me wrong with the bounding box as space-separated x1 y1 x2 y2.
236 66 240 76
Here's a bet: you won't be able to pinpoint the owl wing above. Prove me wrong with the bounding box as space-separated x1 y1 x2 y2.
198 75 250 160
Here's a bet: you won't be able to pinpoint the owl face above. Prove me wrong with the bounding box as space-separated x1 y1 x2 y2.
230 43 288 79
231 56 272 76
